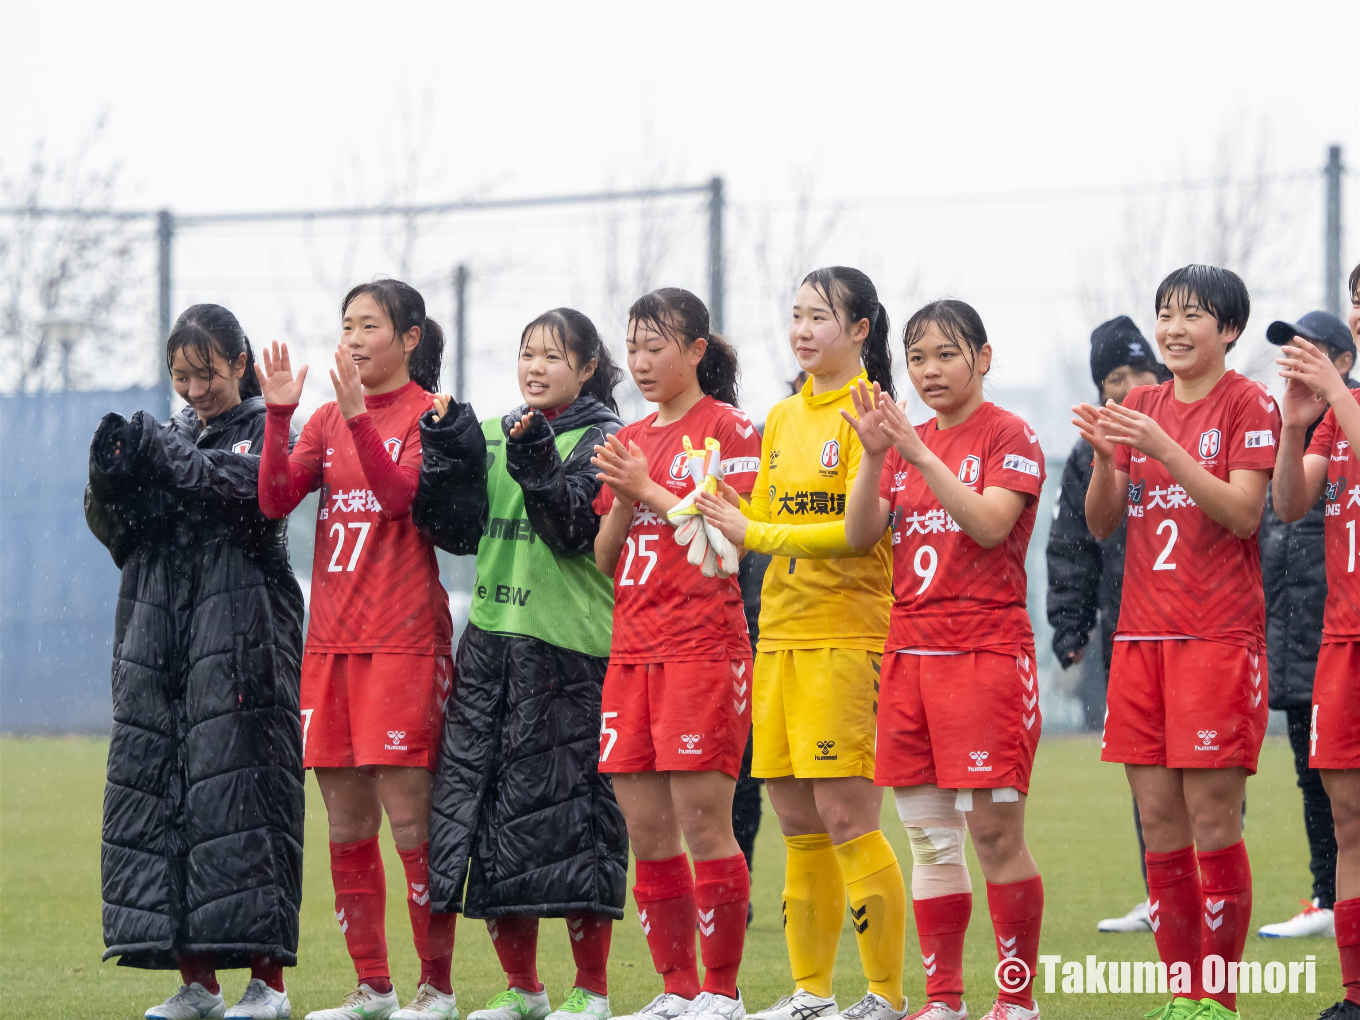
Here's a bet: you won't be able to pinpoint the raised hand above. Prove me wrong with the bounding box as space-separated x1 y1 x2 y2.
258 341 308 406
1278 337 1349 405
1096 400 1175 463
877 393 929 465
696 489 750 547
591 434 652 503
330 344 366 420
1279 374 1328 431
1071 402 1117 461
508 410 536 439
841 380 894 457
431 394 453 422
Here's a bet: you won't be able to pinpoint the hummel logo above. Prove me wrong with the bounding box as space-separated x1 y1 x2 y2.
999 934 1018 959
850 904 869 933
336 908 348 934
410 882 429 906
1195 729 1220 751
1205 898 1225 930
639 908 651 935
922 952 938 977
568 916 585 942
698 908 716 937
968 750 992 773
1148 899 1161 932
385 729 409 750
815 739 838 761
679 733 703 755
781 900 788 929
488 919 499 940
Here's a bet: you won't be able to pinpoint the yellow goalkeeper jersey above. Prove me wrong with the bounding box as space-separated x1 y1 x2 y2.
745 371 892 651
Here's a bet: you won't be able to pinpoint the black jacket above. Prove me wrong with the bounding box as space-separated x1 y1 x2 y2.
1259 412 1330 709
1046 437 1126 669
86 398 305 970
414 397 629 917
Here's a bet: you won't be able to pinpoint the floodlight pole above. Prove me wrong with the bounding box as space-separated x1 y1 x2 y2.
1325 145 1344 319
708 176 725 334
157 210 174 402
453 264 468 402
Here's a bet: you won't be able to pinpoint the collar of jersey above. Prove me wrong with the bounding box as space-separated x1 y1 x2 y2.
800 368 868 409
362 379 420 412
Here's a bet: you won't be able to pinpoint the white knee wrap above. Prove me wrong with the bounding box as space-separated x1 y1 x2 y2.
904 825 967 867
896 785 973 897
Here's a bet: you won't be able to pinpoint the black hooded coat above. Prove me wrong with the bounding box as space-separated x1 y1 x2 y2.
85 397 305 969
412 396 628 918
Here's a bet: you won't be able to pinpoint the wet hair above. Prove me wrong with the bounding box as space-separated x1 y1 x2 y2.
1154 264 1250 354
1350 262 1360 302
341 279 444 391
627 287 739 406
166 303 261 399
902 299 990 378
801 267 895 400
519 307 623 413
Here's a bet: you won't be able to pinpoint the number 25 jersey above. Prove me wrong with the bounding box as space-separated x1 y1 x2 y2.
1114 371 1279 648
878 402 1045 654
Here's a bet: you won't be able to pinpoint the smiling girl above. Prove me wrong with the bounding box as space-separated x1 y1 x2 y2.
696 268 905 1020
411 309 629 1020
258 280 455 1020
589 288 761 1020
842 301 1046 1020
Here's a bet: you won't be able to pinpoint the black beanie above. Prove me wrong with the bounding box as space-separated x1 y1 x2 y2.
1090 316 1158 389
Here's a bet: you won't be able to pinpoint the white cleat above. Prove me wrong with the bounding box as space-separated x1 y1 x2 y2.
468 989 551 1020
1097 899 1152 933
393 985 459 1020
905 1003 967 1020
305 984 400 1020
1258 898 1336 938
683 992 746 1020
546 988 610 1020
227 980 291 1019
147 983 227 1020
746 990 837 1020
975 1003 1037 1020
832 994 906 1020
615 995 694 1020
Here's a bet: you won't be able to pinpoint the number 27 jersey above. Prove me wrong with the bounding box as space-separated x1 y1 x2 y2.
1114 371 1279 648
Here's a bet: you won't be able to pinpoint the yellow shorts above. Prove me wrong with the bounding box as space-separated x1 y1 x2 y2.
751 647 880 779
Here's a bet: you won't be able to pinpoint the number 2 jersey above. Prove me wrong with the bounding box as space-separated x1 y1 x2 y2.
878 401 1045 653
261 381 453 654
1114 370 1279 648
1307 394 1360 642
592 394 761 664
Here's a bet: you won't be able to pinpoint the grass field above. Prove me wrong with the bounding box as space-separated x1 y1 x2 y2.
0 735 1343 1020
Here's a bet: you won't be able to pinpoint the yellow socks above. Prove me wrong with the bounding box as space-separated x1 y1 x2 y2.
782 834 844 998
834 830 907 1010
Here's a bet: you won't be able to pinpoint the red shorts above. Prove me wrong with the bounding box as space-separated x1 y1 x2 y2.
1102 639 1267 772
874 649 1041 794
1310 641 1360 769
598 659 753 779
300 652 452 770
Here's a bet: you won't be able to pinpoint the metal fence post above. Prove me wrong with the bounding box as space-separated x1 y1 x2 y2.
454 263 468 403
157 210 174 404
708 177 725 334
1325 145 1343 318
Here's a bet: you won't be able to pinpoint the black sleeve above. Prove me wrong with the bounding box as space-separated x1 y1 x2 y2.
84 413 154 568
504 411 619 557
412 402 488 556
110 409 268 516
1045 442 1102 664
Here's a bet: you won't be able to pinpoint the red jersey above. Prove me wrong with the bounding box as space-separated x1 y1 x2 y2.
284 383 452 654
878 402 1044 654
593 395 761 664
1115 371 1279 648
1307 394 1360 641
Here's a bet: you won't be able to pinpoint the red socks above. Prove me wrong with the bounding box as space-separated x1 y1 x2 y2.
250 956 285 993
488 916 543 992
913 893 971 1011
1145 845 1203 997
397 842 456 994
178 952 220 995
634 854 701 998
331 837 390 988
1198 840 1252 1011
566 913 613 996
986 876 1044 1009
1337 897 1360 1006
694 854 750 998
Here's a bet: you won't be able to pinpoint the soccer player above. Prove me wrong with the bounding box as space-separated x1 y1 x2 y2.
696 267 905 1020
411 308 629 1020
89 305 304 1020
258 280 456 1020
843 300 1047 1020
1077 265 1279 1020
1270 262 1360 1020
590 288 762 1020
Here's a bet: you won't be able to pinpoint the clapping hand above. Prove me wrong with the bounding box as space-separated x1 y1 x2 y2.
258 342 308 406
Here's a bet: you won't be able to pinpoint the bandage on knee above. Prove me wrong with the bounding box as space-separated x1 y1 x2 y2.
896 786 972 898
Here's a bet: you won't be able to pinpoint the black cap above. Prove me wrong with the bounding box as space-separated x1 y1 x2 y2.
1091 315 1160 389
1266 310 1356 357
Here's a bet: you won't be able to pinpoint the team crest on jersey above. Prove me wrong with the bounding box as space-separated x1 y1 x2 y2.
820 440 841 469
384 437 403 462
1198 429 1221 459
957 455 981 485
231 440 251 454
1127 480 1145 504
669 453 690 481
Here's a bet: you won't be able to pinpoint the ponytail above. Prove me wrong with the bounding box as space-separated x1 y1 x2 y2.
801 267 895 400
628 287 741 407
166 303 261 400
519 307 623 413
239 337 262 398
341 278 444 392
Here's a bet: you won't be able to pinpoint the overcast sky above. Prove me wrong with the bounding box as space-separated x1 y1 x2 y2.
3 0 1357 440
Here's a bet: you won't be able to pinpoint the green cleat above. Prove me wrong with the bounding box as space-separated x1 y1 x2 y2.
1143 999 1202 1020
1188 1000 1239 1020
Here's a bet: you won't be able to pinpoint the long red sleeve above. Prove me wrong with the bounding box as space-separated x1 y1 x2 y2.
259 404 319 519
347 412 419 519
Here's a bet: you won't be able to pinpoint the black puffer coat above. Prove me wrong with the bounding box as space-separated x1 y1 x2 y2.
86 398 305 970
1046 436 1127 669
413 397 628 918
